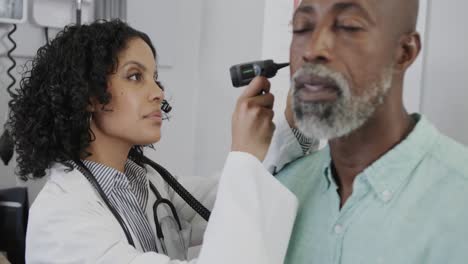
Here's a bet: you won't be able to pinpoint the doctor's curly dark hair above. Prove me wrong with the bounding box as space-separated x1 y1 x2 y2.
7 19 157 180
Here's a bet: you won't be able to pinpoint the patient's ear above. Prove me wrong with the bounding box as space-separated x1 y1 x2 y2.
394 32 421 73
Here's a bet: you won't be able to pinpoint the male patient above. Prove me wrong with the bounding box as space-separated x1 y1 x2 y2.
276 0 468 263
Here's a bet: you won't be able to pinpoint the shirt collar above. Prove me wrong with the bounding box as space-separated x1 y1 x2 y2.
78 159 148 207
321 114 440 202
124 160 148 192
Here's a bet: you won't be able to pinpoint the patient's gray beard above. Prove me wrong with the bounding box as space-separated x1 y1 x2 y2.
291 64 393 140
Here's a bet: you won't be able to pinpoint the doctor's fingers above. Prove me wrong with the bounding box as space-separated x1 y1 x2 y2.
240 76 271 99
263 110 276 136
259 108 275 123
258 108 276 138
249 107 276 132
239 92 275 111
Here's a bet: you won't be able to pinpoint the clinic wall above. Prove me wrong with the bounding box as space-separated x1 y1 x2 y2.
0 21 61 194
127 0 203 180
0 1 92 195
193 0 266 177
0 0 269 191
0 20 52 190
0 0 92 196
0 0 205 197
0 56 24 188
421 0 468 146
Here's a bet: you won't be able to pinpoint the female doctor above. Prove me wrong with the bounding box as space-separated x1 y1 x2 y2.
7 20 310 263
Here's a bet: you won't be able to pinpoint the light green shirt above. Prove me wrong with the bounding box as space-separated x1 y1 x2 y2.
277 115 468 264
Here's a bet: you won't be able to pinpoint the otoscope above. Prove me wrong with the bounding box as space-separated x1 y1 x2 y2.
162 60 288 113
229 60 289 87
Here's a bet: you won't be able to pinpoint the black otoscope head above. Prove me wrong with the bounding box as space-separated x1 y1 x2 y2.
229 59 289 87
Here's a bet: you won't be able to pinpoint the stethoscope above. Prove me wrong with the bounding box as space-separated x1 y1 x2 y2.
75 155 211 254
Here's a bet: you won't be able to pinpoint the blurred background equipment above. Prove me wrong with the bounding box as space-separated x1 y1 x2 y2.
0 0 26 24
0 130 13 166
0 0 26 166
0 187 29 264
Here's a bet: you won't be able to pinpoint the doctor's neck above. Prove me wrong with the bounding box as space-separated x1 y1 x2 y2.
84 122 132 173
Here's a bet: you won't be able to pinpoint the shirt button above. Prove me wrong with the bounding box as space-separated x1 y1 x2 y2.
334 224 343 234
382 190 393 202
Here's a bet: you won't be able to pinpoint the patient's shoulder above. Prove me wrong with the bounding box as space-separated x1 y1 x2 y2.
427 134 468 180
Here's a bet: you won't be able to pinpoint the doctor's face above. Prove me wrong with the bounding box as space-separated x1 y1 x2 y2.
91 37 165 146
289 0 397 139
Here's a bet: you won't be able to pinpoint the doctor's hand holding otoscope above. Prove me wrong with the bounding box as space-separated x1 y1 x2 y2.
230 60 290 161
231 76 275 161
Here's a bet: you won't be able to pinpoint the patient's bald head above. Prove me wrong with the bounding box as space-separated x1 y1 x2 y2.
380 0 420 37
405 0 420 31
290 0 422 78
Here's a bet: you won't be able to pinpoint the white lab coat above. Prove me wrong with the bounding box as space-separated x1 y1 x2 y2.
26 116 307 264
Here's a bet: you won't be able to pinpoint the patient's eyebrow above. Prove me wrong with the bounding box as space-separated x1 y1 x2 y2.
333 2 376 25
293 4 316 19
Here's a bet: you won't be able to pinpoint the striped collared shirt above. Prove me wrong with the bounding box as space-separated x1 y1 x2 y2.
72 159 158 252
291 127 318 154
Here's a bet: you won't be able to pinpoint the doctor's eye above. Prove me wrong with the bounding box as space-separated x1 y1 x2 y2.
128 73 142 81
